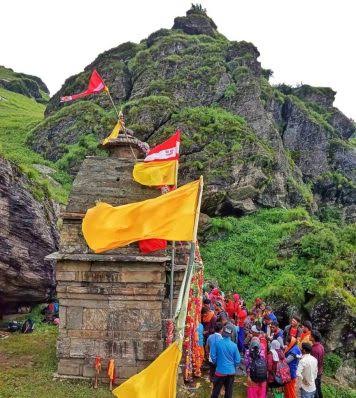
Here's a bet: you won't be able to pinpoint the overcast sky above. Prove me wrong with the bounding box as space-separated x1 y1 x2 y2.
2 0 355 120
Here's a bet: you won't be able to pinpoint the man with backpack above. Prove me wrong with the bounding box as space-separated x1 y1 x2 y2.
210 324 241 398
244 338 267 398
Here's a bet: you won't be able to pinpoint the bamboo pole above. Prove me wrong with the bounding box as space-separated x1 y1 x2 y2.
174 176 204 340
105 88 137 160
169 160 180 318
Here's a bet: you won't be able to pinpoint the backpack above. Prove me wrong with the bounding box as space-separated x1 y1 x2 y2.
7 321 22 332
275 358 291 385
250 351 267 383
21 318 35 334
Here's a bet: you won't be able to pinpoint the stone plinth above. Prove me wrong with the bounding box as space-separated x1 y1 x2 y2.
48 136 186 383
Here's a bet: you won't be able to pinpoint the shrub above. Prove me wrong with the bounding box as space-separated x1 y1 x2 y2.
324 353 343 377
300 228 338 259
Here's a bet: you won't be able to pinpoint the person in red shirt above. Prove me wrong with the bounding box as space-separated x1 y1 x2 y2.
311 330 325 398
237 304 247 354
225 296 235 320
233 293 241 321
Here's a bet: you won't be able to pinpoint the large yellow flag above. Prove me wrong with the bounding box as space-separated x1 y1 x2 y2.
133 160 177 186
82 178 202 253
112 341 181 398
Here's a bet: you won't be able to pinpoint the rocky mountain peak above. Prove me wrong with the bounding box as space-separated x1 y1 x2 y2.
172 4 218 36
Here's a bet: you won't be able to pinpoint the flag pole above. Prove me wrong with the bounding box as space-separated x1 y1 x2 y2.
175 176 204 341
105 87 137 160
169 160 180 318
105 87 120 118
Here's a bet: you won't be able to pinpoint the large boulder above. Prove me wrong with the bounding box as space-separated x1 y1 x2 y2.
0 157 59 314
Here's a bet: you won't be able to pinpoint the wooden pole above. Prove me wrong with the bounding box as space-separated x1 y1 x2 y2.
169 160 180 318
105 88 136 160
105 88 120 118
169 241 176 318
175 176 204 338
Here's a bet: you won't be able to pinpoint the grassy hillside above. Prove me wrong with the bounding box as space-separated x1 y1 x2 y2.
0 65 49 103
202 207 356 310
0 87 71 203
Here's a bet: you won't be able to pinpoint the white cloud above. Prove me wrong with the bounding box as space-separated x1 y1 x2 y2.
1 0 355 120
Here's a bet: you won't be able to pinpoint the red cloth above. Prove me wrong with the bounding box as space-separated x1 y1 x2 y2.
289 326 298 337
284 378 297 398
237 308 247 327
138 238 167 253
60 69 106 102
144 131 180 162
226 300 235 319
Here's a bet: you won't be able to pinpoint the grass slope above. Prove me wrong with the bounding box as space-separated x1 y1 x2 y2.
202 207 356 309
0 324 111 397
0 87 71 203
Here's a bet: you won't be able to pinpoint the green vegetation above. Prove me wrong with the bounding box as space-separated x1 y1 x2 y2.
0 308 111 398
150 105 275 183
0 66 49 103
29 101 115 175
0 87 71 203
324 353 343 377
202 207 356 310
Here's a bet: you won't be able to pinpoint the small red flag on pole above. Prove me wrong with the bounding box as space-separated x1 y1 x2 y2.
60 69 107 102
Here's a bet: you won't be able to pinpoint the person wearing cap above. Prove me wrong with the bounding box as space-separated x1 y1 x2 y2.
297 342 318 398
210 324 241 398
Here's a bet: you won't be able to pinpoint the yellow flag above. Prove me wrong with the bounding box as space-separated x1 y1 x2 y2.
82 178 202 253
133 160 177 186
112 341 181 398
103 119 123 145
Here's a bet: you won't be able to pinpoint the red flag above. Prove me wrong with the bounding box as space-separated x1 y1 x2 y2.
144 131 180 162
60 69 106 102
138 239 167 254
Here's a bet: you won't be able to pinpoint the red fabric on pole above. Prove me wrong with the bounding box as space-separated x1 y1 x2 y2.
144 131 181 162
60 69 106 102
138 238 167 254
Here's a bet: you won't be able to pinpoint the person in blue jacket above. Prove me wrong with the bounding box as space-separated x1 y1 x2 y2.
210 324 241 398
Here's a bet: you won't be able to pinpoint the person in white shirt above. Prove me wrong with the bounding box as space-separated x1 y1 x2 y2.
297 342 318 397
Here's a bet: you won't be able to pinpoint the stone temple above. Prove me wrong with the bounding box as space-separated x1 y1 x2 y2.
47 134 187 382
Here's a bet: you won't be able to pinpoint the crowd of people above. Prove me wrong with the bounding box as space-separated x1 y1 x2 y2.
196 286 325 398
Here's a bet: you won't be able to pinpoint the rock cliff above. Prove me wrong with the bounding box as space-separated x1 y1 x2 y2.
30 6 355 221
0 157 59 314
